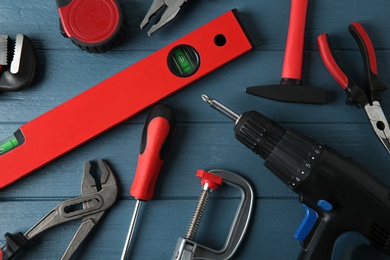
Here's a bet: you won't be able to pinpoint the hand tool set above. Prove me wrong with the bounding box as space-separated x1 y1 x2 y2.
0 34 36 92
1 1 390 259
172 169 254 260
0 159 118 260
121 104 176 259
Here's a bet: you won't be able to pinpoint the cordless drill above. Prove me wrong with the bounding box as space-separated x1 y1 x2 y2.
202 94 390 260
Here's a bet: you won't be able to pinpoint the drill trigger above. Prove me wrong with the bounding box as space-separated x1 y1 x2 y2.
294 204 318 243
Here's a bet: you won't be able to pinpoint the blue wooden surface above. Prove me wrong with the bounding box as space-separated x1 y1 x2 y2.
1 0 390 259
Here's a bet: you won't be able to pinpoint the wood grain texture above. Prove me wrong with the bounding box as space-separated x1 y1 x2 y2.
0 0 389 259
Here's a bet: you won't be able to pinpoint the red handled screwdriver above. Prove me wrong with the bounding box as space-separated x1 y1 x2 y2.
121 104 176 260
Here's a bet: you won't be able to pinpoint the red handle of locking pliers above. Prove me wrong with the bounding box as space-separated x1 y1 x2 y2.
130 104 176 201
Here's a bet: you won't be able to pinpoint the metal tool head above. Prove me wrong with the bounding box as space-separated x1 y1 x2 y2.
140 0 187 36
0 34 36 91
245 79 327 104
20 160 118 259
364 102 390 154
0 35 8 66
82 159 117 195
172 169 254 260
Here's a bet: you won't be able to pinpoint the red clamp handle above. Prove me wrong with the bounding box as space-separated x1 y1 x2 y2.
196 169 223 190
130 104 176 201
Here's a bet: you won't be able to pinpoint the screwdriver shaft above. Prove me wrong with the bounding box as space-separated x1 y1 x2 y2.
121 200 143 260
201 94 240 122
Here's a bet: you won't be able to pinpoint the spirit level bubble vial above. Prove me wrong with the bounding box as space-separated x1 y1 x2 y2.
0 9 253 188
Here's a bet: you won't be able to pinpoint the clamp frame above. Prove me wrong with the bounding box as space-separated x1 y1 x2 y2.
172 169 254 260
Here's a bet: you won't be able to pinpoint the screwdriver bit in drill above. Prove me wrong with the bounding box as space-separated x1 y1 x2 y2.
121 104 176 260
202 94 285 159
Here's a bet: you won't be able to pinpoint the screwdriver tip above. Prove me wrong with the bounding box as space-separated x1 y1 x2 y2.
201 94 240 122
201 94 213 105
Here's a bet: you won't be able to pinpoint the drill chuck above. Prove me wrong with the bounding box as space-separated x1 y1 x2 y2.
234 111 285 159
264 129 323 189
203 95 324 190
234 111 323 189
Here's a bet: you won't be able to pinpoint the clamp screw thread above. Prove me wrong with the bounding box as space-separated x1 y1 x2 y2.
185 188 212 241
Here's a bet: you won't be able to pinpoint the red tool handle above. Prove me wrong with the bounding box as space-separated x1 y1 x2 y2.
349 22 378 75
317 33 349 90
281 0 309 80
317 32 369 107
349 22 387 102
130 104 176 201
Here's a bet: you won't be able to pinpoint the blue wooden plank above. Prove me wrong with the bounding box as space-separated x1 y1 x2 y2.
1 0 390 259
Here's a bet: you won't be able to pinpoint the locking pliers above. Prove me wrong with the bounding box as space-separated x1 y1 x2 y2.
0 159 118 260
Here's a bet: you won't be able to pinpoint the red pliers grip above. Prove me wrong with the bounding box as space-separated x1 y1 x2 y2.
317 22 387 107
349 22 387 102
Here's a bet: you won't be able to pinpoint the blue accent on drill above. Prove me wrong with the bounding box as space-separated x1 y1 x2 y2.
294 204 318 242
317 200 333 211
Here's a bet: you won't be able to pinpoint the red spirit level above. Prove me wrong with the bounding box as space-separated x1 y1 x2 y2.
0 9 253 188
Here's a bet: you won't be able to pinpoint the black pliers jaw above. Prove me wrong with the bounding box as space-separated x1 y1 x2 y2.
0 159 118 260
318 22 390 154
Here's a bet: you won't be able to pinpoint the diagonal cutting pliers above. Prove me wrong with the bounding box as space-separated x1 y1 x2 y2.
318 22 390 154
0 159 118 260
140 0 188 36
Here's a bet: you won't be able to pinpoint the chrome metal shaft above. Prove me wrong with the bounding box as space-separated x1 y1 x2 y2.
121 200 142 260
201 94 240 122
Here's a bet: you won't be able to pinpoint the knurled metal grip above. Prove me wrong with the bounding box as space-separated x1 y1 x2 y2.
264 129 324 190
234 111 285 159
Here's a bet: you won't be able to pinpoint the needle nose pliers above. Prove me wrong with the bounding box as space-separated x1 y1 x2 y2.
318 22 390 154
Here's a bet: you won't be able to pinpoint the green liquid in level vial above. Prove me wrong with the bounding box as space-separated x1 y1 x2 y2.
0 136 19 154
172 47 198 75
